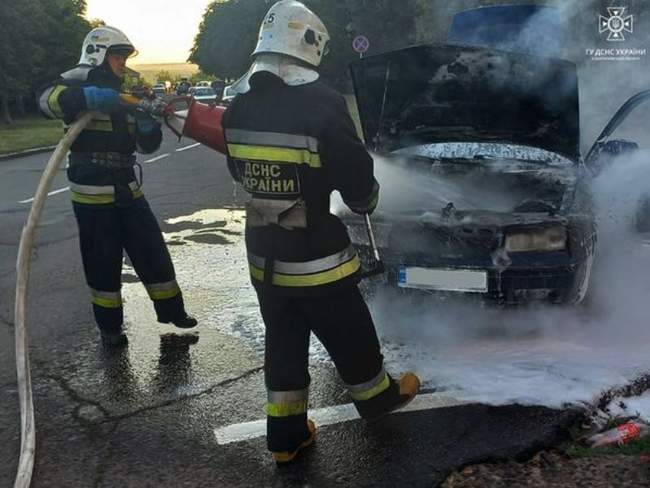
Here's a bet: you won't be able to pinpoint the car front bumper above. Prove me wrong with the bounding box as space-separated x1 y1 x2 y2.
371 250 591 305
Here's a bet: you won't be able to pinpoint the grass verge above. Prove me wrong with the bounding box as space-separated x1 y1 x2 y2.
567 436 650 458
0 117 63 155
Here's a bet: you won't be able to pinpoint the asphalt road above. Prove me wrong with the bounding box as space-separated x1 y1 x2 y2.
0 130 582 487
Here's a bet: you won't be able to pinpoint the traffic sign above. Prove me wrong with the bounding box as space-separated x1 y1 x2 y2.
352 35 370 54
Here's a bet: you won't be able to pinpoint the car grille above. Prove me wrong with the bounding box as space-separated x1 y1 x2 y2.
385 223 500 266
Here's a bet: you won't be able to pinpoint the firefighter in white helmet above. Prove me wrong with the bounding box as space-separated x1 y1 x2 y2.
222 0 420 463
37 26 197 348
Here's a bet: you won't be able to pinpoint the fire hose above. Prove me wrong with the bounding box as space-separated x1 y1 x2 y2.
13 111 96 488
12 98 383 485
12 93 163 486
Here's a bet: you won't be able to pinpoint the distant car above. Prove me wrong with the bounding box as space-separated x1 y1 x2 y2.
191 87 218 105
221 84 236 105
195 80 211 88
152 84 166 98
346 43 649 305
176 81 191 95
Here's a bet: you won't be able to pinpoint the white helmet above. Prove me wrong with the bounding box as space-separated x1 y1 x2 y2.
229 1 329 95
254 0 330 68
78 26 136 67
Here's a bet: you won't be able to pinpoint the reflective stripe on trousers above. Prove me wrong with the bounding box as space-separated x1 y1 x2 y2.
266 388 309 417
144 279 181 301
345 366 390 401
90 288 122 309
248 245 360 287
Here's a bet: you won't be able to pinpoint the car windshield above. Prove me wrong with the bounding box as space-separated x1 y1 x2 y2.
394 143 574 166
194 88 215 96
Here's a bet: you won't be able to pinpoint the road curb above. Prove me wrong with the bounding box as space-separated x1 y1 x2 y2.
0 145 56 161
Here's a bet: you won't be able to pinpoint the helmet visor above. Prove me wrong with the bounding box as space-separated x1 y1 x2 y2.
108 44 138 59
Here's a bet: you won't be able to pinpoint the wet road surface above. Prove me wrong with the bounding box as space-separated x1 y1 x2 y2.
0 134 635 487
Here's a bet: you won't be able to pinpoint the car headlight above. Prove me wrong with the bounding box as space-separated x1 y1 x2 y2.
505 226 567 252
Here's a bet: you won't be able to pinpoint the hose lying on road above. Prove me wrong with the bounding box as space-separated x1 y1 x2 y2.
13 112 95 488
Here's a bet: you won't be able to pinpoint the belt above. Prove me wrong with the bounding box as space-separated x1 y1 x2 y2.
69 152 136 168
245 198 308 230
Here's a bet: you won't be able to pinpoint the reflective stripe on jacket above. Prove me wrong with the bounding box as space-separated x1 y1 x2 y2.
248 245 360 287
37 67 162 207
222 77 378 295
69 181 142 205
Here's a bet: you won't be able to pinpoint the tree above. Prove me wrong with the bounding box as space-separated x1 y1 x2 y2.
154 70 178 85
345 0 419 54
189 0 419 90
189 0 269 81
0 0 91 123
302 0 357 88
189 0 355 86
0 0 41 123
190 70 217 85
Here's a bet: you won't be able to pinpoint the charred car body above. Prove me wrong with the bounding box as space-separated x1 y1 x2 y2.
346 43 648 305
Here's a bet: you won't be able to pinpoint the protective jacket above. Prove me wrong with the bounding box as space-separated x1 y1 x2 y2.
222 74 379 296
37 65 186 334
39 66 161 205
223 72 402 455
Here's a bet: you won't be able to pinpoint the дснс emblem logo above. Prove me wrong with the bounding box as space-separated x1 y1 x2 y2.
599 7 633 42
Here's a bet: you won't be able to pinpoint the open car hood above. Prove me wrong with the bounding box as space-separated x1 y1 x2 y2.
349 44 580 162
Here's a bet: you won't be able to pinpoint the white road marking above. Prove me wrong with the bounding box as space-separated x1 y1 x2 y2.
214 393 468 445
145 153 171 164
19 186 70 204
175 143 201 152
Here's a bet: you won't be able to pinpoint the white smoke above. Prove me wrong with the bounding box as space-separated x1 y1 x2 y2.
367 147 650 410
365 147 650 411
332 1 650 413
588 149 650 334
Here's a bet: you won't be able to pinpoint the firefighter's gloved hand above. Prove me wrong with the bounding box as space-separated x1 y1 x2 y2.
83 87 119 112
135 110 159 134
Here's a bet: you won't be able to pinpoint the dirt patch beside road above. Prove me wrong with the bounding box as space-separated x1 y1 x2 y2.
443 450 650 488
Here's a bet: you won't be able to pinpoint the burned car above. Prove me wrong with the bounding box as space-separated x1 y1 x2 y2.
345 44 629 305
346 44 650 304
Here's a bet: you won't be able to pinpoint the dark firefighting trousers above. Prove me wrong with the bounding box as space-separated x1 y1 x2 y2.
72 197 186 335
257 286 401 453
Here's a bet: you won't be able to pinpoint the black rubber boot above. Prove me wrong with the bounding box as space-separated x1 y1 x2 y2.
355 372 421 423
100 331 128 349
161 314 198 329
272 419 316 464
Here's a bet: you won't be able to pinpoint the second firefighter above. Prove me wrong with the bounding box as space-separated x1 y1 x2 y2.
38 26 197 347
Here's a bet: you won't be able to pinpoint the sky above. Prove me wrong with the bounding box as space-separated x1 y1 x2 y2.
85 0 213 64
